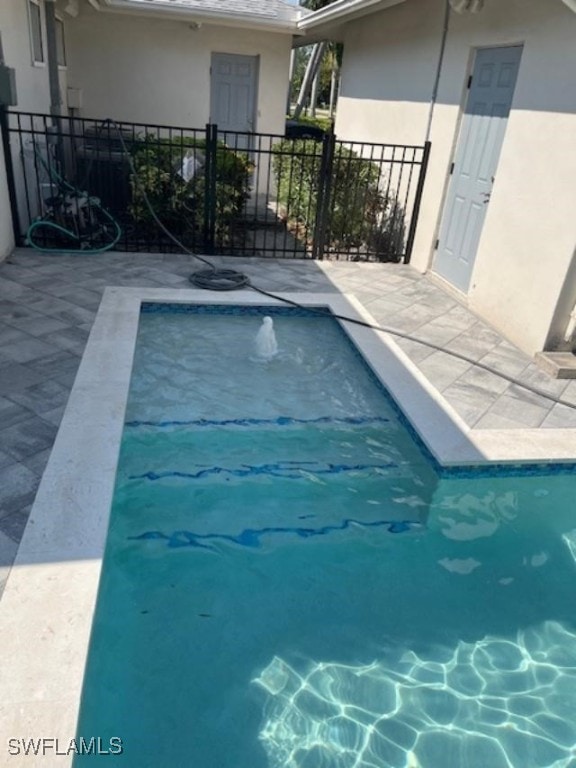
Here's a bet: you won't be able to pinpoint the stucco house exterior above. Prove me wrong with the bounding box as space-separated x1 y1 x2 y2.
65 0 305 129
0 0 307 260
0 134 13 260
2 0 575 362
1 0 69 260
303 0 576 359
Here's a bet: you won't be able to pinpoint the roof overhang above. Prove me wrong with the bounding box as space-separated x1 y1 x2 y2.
297 0 406 34
89 0 308 35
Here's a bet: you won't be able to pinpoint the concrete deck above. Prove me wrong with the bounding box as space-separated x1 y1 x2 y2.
1 248 576 596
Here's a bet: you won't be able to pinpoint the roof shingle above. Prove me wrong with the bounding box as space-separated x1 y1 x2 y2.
123 0 303 22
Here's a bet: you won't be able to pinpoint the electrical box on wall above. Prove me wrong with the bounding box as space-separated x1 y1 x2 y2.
67 87 83 109
0 65 17 107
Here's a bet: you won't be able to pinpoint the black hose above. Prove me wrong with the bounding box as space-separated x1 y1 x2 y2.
105 118 576 413
250 284 576 413
105 119 250 291
189 268 250 291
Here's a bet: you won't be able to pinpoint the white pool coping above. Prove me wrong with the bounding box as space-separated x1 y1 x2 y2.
1 287 575 765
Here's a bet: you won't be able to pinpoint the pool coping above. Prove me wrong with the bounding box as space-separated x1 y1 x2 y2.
1 286 575 764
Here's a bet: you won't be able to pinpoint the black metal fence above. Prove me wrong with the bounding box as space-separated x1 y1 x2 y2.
2 111 430 262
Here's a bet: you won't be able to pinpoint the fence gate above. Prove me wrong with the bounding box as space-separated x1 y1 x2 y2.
2 111 430 263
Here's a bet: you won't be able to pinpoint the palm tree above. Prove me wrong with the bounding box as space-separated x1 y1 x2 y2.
292 0 341 120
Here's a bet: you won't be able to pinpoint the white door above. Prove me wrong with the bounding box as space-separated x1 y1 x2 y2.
433 46 523 292
210 53 258 135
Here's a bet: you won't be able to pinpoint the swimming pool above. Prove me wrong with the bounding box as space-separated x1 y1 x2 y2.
0 288 576 768
71 303 576 767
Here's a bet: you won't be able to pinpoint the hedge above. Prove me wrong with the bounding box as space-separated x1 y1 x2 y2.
129 134 252 246
272 138 406 260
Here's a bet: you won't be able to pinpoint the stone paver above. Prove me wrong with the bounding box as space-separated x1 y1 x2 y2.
0 247 575 596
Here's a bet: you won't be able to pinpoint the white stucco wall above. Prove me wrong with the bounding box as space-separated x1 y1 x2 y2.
0 0 52 259
1 0 51 114
0 0 69 260
65 5 292 135
335 0 576 355
0 135 13 261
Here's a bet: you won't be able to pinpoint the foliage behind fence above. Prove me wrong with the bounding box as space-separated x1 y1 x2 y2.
129 133 253 247
3 111 430 262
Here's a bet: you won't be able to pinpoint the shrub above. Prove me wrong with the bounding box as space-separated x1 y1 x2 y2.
326 145 385 249
129 134 252 246
366 200 406 263
272 138 406 260
288 115 333 133
273 139 323 236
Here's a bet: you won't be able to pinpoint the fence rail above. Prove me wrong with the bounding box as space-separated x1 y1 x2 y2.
2 111 430 262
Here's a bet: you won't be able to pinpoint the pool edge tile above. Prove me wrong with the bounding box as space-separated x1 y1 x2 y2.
2 286 576 763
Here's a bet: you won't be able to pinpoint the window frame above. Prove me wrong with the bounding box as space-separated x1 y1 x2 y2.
27 0 45 66
55 14 67 69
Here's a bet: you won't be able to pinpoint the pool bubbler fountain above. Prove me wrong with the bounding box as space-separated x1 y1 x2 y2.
254 316 278 361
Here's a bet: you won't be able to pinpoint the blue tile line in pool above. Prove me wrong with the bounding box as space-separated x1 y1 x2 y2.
128 517 422 551
125 415 391 429
140 303 322 317
137 303 576 479
129 460 400 482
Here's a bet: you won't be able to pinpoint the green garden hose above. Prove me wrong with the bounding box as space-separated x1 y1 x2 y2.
26 205 122 254
24 139 122 254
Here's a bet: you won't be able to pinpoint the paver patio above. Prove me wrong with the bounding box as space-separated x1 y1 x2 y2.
1 248 576 595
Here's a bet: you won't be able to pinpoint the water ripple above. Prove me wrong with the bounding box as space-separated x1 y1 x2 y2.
127 518 421 550
128 461 400 482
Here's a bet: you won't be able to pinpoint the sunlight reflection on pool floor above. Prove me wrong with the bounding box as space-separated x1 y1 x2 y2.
254 622 576 768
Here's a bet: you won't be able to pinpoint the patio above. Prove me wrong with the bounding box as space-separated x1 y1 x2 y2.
1 247 576 596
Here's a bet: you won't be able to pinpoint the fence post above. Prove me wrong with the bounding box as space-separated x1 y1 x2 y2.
312 131 336 260
404 140 431 264
0 107 21 246
203 123 218 254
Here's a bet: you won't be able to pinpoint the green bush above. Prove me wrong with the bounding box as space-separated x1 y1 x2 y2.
272 138 405 260
273 139 323 235
328 146 385 249
286 115 333 133
366 200 406 262
129 134 252 245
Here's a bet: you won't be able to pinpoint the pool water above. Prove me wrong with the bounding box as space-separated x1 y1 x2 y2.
74 307 576 768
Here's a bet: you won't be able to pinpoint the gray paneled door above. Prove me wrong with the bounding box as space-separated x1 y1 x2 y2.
433 45 523 292
210 53 258 135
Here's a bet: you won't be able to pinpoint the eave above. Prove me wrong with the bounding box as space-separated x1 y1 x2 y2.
297 0 406 32
90 0 307 35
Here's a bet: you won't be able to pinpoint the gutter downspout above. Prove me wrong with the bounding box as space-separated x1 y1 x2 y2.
44 0 62 116
424 0 450 143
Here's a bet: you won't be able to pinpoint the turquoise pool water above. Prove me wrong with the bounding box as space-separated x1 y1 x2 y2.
75 306 576 768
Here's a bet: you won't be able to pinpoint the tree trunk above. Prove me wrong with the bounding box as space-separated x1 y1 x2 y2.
310 71 319 118
286 49 296 115
329 63 339 118
293 42 326 120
